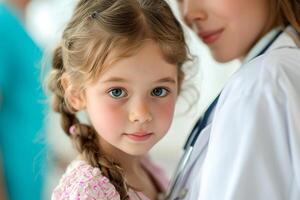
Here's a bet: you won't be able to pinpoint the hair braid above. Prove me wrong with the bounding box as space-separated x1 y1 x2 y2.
48 45 129 199
67 123 130 199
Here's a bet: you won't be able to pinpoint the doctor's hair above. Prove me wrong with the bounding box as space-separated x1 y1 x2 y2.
47 0 189 199
270 0 300 33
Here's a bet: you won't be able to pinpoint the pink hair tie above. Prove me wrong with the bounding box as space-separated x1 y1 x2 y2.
69 125 77 136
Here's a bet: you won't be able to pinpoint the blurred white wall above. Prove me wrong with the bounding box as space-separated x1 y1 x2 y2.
24 0 239 197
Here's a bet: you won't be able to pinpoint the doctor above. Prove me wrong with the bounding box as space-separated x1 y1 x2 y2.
167 0 300 199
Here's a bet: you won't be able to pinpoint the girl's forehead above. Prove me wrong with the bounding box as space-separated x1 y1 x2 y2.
94 42 178 83
100 40 168 69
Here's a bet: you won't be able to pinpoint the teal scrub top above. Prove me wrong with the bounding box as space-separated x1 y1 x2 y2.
0 3 46 200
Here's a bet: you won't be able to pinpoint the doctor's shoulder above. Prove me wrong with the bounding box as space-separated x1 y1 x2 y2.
51 159 121 200
220 47 300 102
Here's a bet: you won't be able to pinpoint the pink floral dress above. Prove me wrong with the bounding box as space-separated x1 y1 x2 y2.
51 157 169 200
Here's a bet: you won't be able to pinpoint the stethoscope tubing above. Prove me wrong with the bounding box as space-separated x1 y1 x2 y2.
165 95 220 199
165 146 193 200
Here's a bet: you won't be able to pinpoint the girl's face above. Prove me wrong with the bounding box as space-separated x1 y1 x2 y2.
180 0 271 62
83 41 178 156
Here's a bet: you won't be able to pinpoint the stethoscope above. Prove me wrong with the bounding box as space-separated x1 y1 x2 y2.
164 28 285 200
164 94 220 200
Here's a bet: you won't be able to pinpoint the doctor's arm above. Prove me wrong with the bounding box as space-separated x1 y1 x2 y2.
198 80 300 200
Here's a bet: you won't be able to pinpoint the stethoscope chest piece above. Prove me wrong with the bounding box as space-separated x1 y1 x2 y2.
175 188 188 200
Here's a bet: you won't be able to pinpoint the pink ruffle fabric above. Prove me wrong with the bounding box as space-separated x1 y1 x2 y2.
51 157 169 200
51 160 120 200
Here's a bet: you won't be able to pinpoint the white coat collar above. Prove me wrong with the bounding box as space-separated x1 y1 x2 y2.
242 27 282 64
243 26 299 64
268 26 300 50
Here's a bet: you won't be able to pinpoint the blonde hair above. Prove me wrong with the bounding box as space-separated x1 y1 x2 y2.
269 0 300 33
47 0 188 199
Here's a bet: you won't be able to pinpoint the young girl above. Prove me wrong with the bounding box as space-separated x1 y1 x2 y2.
167 0 300 199
48 0 188 199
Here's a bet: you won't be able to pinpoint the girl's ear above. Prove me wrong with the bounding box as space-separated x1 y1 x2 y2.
61 73 86 111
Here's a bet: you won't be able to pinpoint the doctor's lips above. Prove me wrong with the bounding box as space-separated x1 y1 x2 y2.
123 132 153 141
198 28 224 44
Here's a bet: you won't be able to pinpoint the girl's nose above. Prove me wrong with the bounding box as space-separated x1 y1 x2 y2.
129 101 152 123
181 0 207 27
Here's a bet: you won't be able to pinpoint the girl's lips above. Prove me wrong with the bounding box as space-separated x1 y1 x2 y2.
124 132 153 142
198 29 224 44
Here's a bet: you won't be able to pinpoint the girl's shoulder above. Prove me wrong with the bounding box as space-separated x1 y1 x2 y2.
51 160 120 200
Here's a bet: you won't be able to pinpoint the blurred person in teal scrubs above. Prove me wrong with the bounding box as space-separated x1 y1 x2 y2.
0 0 46 199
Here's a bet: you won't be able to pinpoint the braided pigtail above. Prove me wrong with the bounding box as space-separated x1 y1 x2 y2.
70 124 130 200
47 46 78 132
48 46 129 199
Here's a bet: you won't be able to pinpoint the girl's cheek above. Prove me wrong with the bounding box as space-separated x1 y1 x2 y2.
100 102 124 121
89 100 125 132
156 99 176 123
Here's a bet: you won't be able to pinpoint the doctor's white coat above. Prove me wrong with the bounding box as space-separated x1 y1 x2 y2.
182 26 300 200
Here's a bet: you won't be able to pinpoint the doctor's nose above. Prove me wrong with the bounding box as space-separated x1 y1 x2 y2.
129 101 152 123
182 0 207 27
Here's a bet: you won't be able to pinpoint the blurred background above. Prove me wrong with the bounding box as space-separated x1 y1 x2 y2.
0 0 239 199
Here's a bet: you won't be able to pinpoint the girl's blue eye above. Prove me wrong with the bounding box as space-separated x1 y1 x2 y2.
151 87 169 97
108 88 127 98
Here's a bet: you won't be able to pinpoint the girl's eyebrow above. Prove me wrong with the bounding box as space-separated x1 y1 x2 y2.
101 77 176 84
101 77 127 83
156 77 176 84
